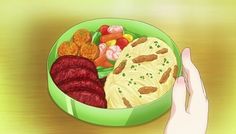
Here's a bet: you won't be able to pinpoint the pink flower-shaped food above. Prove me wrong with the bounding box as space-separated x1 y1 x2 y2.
107 25 123 34
106 45 122 61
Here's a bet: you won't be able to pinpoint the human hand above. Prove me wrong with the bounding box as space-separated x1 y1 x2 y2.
165 48 208 134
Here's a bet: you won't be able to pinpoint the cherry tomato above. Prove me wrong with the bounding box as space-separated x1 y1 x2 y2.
99 25 109 35
116 37 129 50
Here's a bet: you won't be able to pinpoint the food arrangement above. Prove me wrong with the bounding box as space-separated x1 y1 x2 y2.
50 55 107 108
50 24 178 109
105 37 178 108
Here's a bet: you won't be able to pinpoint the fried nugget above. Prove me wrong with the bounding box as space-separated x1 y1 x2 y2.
80 43 99 61
58 41 79 57
73 29 91 48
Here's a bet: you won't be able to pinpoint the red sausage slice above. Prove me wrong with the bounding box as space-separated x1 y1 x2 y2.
50 55 97 77
59 79 104 97
67 90 107 108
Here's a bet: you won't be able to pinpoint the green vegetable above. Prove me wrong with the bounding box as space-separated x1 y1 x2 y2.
92 32 102 45
90 31 95 36
125 53 131 58
108 59 116 65
96 66 114 79
131 65 135 69
124 29 144 39
140 76 145 79
164 58 167 63
122 73 126 77
118 88 122 93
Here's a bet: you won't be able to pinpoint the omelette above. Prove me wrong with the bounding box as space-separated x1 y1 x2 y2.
104 37 178 109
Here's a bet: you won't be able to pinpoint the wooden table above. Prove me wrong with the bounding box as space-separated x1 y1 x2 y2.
1 1 236 133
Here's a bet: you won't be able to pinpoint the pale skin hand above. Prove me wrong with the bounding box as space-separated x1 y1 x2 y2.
165 48 208 134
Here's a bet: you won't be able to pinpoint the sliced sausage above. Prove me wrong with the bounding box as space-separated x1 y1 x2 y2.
50 55 97 77
159 67 172 84
122 97 132 108
67 90 107 108
138 86 157 94
131 37 147 47
53 67 98 85
132 54 157 63
99 77 107 87
156 48 168 54
113 60 127 74
59 79 104 97
173 65 178 79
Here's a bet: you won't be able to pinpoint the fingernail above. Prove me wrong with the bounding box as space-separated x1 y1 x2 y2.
182 48 190 59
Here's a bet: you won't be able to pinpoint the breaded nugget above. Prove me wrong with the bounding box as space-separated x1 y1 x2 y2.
73 29 91 47
80 43 99 61
58 41 79 57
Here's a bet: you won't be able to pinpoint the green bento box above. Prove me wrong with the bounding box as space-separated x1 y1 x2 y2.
47 18 182 126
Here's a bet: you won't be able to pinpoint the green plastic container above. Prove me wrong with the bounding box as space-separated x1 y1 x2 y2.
47 18 182 126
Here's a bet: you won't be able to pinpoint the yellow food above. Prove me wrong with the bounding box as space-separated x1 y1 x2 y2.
123 34 133 42
105 40 116 46
104 37 178 109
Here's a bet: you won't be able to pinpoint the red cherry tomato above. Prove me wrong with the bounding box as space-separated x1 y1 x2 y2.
116 37 129 50
99 25 109 35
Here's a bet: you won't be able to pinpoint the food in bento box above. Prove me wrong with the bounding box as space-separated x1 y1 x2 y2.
100 33 123 43
80 43 99 61
104 37 178 109
50 55 107 108
67 91 107 108
57 25 135 66
106 45 122 61
107 25 123 33
52 24 177 109
94 43 113 68
99 25 110 35
58 41 79 57
73 29 92 47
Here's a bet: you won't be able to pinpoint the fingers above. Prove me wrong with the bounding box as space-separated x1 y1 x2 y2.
182 48 206 98
181 48 208 115
171 76 187 115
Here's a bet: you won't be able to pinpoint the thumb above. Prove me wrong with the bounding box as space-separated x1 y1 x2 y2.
182 48 208 116
182 48 203 96
171 76 187 115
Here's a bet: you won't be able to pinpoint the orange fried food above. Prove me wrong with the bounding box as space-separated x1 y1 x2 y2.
73 29 91 47
80 43 99 61
58 41 79 57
